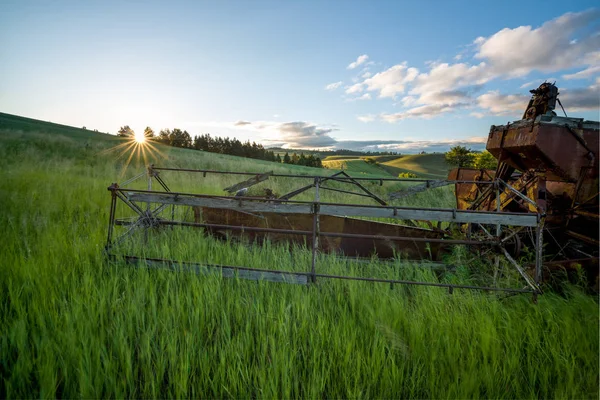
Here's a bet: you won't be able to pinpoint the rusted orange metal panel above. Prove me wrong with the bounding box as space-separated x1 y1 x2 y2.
196 207 445 260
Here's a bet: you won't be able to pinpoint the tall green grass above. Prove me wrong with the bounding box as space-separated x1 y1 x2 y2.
1 129 599 398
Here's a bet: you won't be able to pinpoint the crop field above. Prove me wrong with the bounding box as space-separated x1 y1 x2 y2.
1 119 599 398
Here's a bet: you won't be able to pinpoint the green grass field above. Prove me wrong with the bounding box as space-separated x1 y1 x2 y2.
1 114 598 398
380 154 450 179
322 153 450 180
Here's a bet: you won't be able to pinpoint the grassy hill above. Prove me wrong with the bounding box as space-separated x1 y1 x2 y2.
321 158 393 177
322 153 450 180
380 154 450 179
1 113 597 398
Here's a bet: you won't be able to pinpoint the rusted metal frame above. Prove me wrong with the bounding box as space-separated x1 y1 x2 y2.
332 256 448 269
114 190 146 216
312 273 534 294
574 209 599 219
500 246 541 293
153 173 172 193
545 226 570 263
223 171 273 194
119 172 147 187
500 227 526 244
115 255 310 285
310 178 321 283
498 179 540 212
477 223 494 239
318 185 375 198
388 180 452 200
574 191 599 210
148 170 175 220
121 186 538 215
535 218 544 284
123 190 539 227
278 171 344 201
495 182 501 237
319 231 496 245
120 218 314 236
110 215 147 249
339 171 387 205
152 166 496 184
498 175 537 210
112 254 535 294
565 230 600 246
105 186 118 250
467 184 495 211
114 216 495 246
277 183 316 201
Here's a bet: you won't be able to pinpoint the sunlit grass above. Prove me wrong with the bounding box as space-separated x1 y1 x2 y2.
0 128 598 398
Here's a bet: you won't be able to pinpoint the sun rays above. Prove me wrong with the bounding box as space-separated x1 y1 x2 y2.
100 133 167 178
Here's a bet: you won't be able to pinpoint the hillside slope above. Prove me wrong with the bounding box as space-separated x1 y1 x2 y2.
380 154 449 179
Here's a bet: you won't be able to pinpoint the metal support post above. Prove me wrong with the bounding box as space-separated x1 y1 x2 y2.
106 183 118 251
310 177 320 283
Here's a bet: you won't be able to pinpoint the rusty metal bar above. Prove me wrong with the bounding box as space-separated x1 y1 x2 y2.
535 219 544 284
339 171 387 205
388 180 452 200
152 166 496 184
319 185 374 198
115 217 495 245
500 246 541 293
114 190 146 216
119 172 147 187
116 255 310 285
319 231 496 245
105 185 118 250
311 273 534 293
499 179 540 211
310 177 320 283
112 254 535 294
495 182 501 237
278 170 344 200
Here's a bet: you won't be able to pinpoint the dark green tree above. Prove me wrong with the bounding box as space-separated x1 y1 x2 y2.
445 146 474 168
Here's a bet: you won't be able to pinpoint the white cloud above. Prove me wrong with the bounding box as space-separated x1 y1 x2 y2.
357 114 375 122
362 64 419 98
474 9 600 77
560 81 600 112
476 91 530 116
325 81 343 91
347 54 369 70
327 10 600 122
381 103 466 122
345 83 364 94
563 65 600 80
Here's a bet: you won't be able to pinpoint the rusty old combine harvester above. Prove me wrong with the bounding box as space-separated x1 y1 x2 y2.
450 82 599 286
105 82 598 296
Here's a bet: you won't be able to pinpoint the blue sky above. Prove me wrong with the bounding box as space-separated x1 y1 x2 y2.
1 0 598 152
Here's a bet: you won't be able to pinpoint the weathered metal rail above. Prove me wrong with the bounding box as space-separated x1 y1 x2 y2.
105 165 545 297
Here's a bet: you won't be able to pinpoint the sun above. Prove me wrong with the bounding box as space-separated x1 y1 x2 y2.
134 132 146 143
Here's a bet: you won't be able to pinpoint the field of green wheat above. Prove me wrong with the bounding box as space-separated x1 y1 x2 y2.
1 120 599 398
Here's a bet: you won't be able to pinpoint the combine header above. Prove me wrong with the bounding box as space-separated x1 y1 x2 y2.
105 82 599 295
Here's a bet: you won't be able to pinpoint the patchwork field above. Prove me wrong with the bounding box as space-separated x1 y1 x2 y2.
0 114 598 398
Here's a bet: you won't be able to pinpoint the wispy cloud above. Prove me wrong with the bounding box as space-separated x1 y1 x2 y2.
347 54 369 70
325 81 343 91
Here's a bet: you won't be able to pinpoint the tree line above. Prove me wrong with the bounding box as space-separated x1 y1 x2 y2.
116 125 323 167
